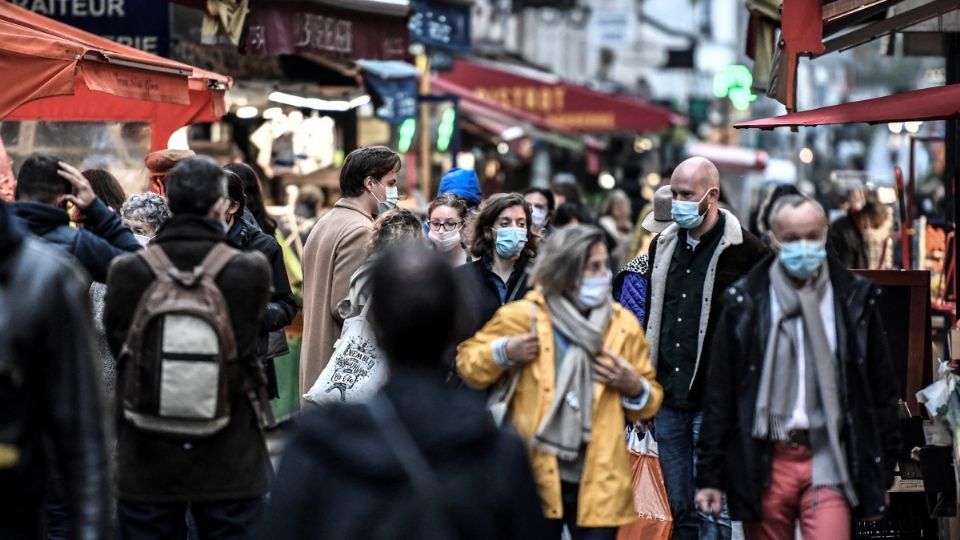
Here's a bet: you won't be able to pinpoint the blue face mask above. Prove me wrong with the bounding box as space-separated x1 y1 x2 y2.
671 190 711 229
495 227 527 258
778 240 827 280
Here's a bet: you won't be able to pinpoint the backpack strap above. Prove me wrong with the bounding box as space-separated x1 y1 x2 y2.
199 243 240 279
138 246 176 280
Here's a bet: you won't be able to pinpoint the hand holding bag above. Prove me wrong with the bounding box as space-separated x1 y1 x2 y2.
617 429 673 540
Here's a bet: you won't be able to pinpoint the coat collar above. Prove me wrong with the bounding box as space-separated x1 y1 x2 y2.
11 200 69 236
153 215 227 244
658 208 744 246
333 197 374 222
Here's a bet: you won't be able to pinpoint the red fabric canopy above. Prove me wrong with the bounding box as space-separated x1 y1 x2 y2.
435 59 683 133
736 83 960 130
0 2 230 150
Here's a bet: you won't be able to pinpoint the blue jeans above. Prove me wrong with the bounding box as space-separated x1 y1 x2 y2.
656 405 731 540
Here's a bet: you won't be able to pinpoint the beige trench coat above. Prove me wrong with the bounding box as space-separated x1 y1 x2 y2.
299 197 373 397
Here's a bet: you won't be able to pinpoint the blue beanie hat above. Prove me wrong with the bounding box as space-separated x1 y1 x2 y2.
436 167 482 206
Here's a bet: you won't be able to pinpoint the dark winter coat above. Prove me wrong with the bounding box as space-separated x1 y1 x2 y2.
0 201 110 538
12 198 141 283
696 256 902 521
456 256 532 336
828 213 869 269
104 215 273 502
260 372 547 540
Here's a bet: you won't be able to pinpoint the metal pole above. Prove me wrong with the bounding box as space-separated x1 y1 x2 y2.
417 53 432 202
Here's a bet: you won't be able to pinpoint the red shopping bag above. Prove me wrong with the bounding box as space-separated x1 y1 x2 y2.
617 431 673 540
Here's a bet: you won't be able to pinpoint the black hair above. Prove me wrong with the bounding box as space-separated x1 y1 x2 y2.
225 171 247 217
339 146 401 198
369 246 471 368
82 169 126 210
15 153 70 204
524 187 555 212
757 184 801 235
550 180 582 207
552 202 593 227
223 162 276 235
166 156 227 217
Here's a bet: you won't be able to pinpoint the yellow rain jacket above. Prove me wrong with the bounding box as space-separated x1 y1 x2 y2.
457 289 662 527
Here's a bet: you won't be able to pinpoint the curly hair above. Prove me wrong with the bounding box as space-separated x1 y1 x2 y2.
469 192 539 260
366 208 424 253
121 192 171 237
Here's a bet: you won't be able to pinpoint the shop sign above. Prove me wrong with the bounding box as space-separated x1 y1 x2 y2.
409 1 471 53
9 0 170 56
363 73 418 124
243 5 408 60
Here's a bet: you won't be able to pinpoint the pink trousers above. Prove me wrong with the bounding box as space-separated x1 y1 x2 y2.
744 443 851 540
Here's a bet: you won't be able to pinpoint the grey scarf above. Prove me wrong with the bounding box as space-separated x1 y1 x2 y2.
532 294 611 461
758 262 857 505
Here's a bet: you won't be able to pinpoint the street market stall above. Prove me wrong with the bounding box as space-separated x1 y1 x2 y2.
0 1 230 152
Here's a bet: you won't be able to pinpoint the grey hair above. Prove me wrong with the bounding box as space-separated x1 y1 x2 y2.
769 194 827 232
531 224 605 295
121 192 171 234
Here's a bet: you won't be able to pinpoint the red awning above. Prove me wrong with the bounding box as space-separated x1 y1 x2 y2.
434 59 683 133
736 83 960 130
0 2 230 150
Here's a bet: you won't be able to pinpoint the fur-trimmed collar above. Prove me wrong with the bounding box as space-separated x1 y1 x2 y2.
656 209 744 246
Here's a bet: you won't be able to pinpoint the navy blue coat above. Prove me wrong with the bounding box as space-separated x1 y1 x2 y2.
12 198 141 283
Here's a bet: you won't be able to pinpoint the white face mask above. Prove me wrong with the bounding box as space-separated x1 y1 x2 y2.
577 269 612 308
371 181 400 213
384 186 400 205
531 207 548 228
428 229 461 252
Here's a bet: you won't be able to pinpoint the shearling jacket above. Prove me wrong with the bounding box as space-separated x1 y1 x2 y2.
645 210 766 408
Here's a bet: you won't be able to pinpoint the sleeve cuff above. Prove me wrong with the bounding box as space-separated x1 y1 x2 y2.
622 377 651 411
492 337 511 368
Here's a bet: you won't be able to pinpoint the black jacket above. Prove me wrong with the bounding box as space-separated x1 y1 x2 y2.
260 372 546 540
646 221 767 407
456 256 532 336
828 214 869 269
228 212 298 334
104 215 273 502
0 201 110 539
12 198 141 283
696 256 901 521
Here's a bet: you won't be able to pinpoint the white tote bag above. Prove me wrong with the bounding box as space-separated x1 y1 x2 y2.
303 303 389 404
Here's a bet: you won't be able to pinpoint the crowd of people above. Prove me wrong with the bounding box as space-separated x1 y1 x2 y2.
0 144 903 540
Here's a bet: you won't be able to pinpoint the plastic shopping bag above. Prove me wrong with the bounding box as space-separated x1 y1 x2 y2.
617 430 673 540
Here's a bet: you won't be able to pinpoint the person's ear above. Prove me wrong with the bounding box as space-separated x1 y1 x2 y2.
362 176 376 192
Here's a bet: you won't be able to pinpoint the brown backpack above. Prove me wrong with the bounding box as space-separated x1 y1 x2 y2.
118 243 240 437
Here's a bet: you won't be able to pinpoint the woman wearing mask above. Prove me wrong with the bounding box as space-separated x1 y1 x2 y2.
457 225 663 539
524 188 555 237
456 193 540 335
426 194 470 267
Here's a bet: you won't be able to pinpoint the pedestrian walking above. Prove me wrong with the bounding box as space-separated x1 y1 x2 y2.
426 194 471 267
337 208 426 320
644 157 766 540
613 184 673 328
263 246 547 540
524 188 555 237
120 192 171 243
0 199 110 540
599 189 634 270
300 146 401 396
11 153 141 283
224 162 278 236
456 193 540 336
225 172 298 400
695 195 901 540
104 156 273 540
458 224 663 539
827 201 888 269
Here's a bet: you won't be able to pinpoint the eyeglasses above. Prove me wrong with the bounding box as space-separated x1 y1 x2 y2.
425 220 464 232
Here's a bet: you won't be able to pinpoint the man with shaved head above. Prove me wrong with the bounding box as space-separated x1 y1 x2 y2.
694 196 900 539
645 156 766 539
